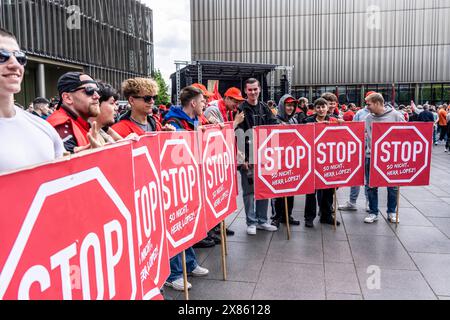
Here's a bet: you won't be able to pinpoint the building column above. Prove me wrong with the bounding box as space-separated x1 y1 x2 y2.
415 83 420 104
309 86 313 102
360 85 366 106
36 63 46 98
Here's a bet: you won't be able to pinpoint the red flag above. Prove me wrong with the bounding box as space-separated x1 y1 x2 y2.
212 81 222 101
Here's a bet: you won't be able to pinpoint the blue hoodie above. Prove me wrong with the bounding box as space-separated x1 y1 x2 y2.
163 106 199 131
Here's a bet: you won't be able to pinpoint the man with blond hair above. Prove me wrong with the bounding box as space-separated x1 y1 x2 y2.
112 77 174 137
364 92 405 224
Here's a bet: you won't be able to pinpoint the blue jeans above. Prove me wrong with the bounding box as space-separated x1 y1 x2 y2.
349 185 368 204
240 168 269 226
167 247 198 282
365 158 398 216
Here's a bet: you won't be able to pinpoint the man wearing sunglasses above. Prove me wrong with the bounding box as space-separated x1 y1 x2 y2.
0 28 65 174
47 71 102 153
112 78 175 137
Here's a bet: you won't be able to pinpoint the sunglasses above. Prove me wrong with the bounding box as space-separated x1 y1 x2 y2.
133 95 157 103
70 86 100 96
0 49 27 66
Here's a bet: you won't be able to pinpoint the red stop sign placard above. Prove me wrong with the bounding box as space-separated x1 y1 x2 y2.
314 123 365 190
159 132 207 258
201 124 237 230
0 143 139 300
255 125 315 200
132 135 169 299
370 123 433 187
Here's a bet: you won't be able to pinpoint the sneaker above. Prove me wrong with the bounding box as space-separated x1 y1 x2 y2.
165 278 192 291
190 265 209 277
247 225 257 235
364 214 379 223
445 149 449 153
338 201 357 211
388 213 400 224
257 222 278 232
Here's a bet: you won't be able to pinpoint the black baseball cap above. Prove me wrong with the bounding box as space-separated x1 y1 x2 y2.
57 72 98 107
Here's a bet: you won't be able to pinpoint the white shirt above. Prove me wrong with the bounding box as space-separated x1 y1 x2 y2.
0 106 65 174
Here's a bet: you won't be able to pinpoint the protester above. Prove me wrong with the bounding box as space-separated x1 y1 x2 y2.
32 97 51 119
302 97 341 228
271 94 301 228
438 104 448 144
339 91 376 213
89 81 124 145
0 27 65 174
112 78 174 137
204 86 245 129
236 78 279 235
47 71 103 153
163 86 210 291
364 93 406 224
322 92 340 119
296 97 308 123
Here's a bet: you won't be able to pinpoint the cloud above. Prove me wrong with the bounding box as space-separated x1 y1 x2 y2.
142 0 191 85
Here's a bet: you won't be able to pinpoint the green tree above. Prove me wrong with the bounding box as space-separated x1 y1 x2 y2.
153 69 170 106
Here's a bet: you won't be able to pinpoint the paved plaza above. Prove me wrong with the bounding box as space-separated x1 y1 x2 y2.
165 147 450 300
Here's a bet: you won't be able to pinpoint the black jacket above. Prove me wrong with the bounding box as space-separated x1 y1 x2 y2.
236 100 280 162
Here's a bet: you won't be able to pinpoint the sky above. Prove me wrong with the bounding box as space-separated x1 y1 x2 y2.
142 0 191 86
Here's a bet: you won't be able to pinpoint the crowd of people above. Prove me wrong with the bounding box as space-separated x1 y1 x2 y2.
2 27 450 293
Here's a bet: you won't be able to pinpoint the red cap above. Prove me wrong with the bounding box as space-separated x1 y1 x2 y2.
365 91 377 98
284 97 298 104
224 87 245 101
192 83 214 97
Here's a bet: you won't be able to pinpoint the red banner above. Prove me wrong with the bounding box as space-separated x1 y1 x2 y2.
370 122 433 187
132 135 170 299
254 125 315 200
314 123 365 190
200 124 238 230
0 143 148 300
159 131 207 258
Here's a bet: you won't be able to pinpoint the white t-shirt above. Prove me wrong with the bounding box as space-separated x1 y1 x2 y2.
0 106 65 174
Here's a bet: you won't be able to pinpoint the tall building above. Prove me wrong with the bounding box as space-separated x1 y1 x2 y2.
191 0 450 105
1 0 154 106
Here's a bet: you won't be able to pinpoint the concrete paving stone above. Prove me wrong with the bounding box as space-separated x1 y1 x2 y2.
327 293 363 300
411 253 450 296
429 218 450 238
440 198 450 205
186 279 256 300
322 221 349 242
225 217 274 245
378 208 433 227
394 226 450 254
199 241 268 283
252 261 326 300
438 296 450 300
410 201 450 218
356 268 437 300
267 230 324 265
424 185 450 197
194 246 216 266
348 234 417 270
342 213 396 237
323 240 354 264
325 263 361 295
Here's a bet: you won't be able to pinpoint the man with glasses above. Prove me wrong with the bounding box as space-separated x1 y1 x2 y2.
0 28 64 174
47 71 103 153
112 77 175 137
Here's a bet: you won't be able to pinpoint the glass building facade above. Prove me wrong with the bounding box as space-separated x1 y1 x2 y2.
1 0 154 106
191 0 450 106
